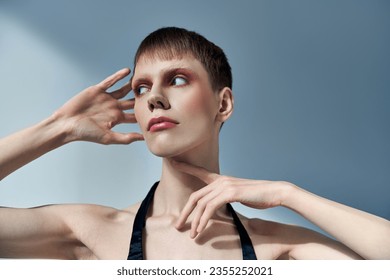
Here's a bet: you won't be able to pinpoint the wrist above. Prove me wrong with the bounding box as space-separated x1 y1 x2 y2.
42 112 74 146
278 181 300 208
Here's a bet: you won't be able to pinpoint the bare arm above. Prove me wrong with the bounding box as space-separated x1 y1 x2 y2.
173 161 390 260
0 68 143 180
0 115 68 181
0 204 123 259
0 69 143 258
283 185 390 259
0 205 79 259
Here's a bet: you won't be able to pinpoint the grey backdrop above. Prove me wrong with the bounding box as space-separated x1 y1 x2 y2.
0 0 389 236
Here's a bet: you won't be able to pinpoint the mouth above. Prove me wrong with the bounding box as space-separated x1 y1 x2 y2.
147 116 179 132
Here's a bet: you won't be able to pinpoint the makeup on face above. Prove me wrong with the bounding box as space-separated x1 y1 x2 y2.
131 57 221 159
147 116 179 132
132 66 199 97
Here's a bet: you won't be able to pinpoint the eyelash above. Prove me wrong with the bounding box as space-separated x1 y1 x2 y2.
134 75 188 95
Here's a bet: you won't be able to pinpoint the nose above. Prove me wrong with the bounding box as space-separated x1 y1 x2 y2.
147 90 170 112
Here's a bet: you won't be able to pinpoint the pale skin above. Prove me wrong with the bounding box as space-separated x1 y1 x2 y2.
0 56 389 260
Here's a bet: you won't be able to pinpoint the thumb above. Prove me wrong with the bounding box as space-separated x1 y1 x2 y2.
106 132 144 145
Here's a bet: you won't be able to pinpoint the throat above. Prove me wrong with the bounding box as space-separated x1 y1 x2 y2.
150 158 215 216
130 179 257 260
150 180 202 217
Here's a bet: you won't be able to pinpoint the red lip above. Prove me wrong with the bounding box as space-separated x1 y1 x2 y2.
147 116 179 132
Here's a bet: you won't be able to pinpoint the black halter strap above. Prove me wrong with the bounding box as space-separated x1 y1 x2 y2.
127 182 257 260
128 181 158 260
226 203 257 260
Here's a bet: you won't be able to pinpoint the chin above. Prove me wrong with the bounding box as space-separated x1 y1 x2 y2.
146 142 187 158
145 134 205 159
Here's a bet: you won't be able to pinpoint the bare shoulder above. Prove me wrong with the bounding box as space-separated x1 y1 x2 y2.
61 202 142 234
123 202 142 215
62 203 138 219
0 201 143 259
53 202 142 259
237 213 362 260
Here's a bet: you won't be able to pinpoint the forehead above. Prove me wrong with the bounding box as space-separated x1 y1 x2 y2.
132 55 207 81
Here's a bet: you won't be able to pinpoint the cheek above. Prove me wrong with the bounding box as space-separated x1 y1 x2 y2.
181 91 217 120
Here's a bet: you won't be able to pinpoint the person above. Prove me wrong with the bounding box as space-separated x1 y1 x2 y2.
0 27 389 260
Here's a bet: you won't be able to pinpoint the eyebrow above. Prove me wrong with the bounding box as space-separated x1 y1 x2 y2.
131 66 199 87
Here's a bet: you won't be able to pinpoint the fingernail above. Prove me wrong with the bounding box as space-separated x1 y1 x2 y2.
190 231 196 239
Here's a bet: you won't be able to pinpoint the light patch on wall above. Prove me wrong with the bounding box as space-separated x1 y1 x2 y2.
0 11 89 206
0 11 89 130
0 11 159 209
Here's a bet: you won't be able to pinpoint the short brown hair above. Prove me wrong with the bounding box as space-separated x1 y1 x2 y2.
133 27 232 91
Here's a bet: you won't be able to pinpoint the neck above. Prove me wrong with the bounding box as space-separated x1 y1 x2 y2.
151 137 220 216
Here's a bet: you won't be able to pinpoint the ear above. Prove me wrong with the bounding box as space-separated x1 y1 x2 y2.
216 87 234 122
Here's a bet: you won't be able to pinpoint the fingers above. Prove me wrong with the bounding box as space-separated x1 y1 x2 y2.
176 184 231 239
173 161 220 235
117 99 137 123
110 81 132 99
122 113 137 123
103 132 144 145
175 187 213 230
117 98 135 110
97 68 131 91
190 190 223 238
196 191 225 234
173 161 237 238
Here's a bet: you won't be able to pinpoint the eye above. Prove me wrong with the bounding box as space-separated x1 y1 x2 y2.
171 76 187 86
136 85 149 95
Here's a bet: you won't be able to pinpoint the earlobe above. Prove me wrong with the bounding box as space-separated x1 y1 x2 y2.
217 87 234 122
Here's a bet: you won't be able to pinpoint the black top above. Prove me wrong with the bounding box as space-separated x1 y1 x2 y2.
127 181 257 260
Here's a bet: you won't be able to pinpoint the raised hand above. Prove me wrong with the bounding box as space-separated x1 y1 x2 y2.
173 161 292 238
54 68 144 145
